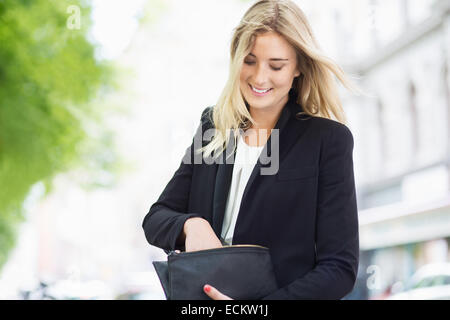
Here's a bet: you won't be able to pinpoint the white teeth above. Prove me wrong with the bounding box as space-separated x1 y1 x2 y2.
251 85 271 93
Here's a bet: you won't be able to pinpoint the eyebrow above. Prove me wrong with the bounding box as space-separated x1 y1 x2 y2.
248 53 289 61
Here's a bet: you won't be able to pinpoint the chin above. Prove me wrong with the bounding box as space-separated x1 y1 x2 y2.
245 91 276 104
246 100 273 110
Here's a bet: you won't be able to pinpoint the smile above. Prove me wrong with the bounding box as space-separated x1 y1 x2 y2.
249 84 273 96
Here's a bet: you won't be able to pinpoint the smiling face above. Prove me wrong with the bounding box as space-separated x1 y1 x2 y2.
240 31 300 112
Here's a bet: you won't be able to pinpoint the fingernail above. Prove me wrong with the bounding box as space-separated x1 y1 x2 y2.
204 285 211 293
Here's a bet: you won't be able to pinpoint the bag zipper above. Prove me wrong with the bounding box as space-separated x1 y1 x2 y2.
168 244 268 256
222 244 267 249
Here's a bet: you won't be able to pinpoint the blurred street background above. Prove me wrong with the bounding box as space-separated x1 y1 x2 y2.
0 0 449 300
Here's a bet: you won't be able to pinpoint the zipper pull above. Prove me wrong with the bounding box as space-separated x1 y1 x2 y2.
168 250 181 256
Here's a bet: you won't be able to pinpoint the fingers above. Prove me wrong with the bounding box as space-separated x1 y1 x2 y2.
184 221 223 253
185 240 222 253
203 284 233 300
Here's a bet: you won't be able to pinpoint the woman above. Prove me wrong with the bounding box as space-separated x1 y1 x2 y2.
142 0 359 300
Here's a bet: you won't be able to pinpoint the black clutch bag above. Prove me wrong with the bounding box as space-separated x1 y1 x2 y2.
152 245 279 300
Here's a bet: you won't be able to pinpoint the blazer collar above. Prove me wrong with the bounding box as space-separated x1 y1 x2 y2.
211 90 306 236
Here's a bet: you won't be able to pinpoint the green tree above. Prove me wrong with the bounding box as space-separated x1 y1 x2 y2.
0 0 116 270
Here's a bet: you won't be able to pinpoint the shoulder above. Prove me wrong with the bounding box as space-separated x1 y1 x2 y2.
200 106 215 129
305 116 354 145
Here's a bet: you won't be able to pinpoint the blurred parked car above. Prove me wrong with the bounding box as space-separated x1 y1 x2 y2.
19 278 114 300
387 263 450 300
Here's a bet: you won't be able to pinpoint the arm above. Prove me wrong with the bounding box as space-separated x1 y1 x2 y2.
262 124 359 300
142 107 212 252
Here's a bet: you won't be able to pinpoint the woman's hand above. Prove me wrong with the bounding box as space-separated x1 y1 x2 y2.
183 218 223 252
181 219 233 300
203 285 233 300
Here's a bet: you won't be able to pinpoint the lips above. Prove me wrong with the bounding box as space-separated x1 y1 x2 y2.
250 84 272 93
248 84 273 96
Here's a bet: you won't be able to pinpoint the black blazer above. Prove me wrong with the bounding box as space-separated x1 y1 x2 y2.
142 90 359 300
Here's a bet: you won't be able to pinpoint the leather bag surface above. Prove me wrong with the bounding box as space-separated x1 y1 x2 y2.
152 245 278 300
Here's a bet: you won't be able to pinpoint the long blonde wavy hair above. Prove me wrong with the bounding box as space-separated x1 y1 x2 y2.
196 0 359 161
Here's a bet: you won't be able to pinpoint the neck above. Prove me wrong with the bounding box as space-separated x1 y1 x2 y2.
248 94 289 132
243 94 289 147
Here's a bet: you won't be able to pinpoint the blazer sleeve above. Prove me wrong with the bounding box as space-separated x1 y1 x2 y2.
262 123 359 300
142 107 212 252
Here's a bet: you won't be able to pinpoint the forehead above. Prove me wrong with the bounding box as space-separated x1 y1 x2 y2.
249 32 297 59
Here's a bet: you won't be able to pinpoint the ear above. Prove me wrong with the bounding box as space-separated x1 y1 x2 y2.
294 69 301 78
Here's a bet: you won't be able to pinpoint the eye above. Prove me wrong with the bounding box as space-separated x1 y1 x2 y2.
244 61 283 71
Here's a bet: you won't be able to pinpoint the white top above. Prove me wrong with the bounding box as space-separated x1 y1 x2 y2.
220 134 264 245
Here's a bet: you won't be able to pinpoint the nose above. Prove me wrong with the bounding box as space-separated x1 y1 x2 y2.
252 63 270 87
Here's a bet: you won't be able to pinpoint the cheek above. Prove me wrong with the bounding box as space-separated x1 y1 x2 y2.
272 73 294 88
240 68 250 81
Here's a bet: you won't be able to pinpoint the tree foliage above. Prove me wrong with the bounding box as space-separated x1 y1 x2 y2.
0 0 115 270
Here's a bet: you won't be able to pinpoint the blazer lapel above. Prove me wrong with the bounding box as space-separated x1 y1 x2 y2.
211 91 310 238
211 130 236 236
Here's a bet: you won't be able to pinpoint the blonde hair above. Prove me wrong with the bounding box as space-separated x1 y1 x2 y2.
197 0 359 161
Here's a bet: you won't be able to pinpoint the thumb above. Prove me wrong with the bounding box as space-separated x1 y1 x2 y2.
203 284 232 300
